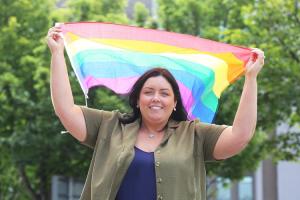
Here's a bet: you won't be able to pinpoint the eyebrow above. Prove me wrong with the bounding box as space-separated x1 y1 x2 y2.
143 87 170 91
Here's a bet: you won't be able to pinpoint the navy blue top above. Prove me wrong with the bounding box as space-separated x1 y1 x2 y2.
116 146 156 200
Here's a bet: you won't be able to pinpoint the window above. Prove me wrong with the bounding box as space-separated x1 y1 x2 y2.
238 176 253 200
216 178 231 200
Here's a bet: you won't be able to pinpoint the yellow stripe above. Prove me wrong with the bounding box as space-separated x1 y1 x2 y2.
64 32 79 44
66 33 243 66
160 53 229 97
65 34 244 96
65 38 121 57
95 38 245 83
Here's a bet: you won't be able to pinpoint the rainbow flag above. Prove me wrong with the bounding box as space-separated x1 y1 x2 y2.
60 22 252 123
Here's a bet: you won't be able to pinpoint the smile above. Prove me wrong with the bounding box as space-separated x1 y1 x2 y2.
149 106 163 110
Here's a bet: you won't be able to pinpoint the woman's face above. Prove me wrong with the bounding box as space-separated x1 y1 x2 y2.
138 76 177 125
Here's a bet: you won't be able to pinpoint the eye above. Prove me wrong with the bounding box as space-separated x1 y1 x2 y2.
143 91 153 95
161 92 169 97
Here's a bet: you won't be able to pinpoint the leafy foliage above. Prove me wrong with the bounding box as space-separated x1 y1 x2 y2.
0 0 129 199
0 0 299 199
157 0 300 181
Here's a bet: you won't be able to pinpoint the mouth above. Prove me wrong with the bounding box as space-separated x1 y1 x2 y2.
149 105 163 110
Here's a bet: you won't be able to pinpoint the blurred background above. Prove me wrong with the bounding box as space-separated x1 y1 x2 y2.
0 0 299 199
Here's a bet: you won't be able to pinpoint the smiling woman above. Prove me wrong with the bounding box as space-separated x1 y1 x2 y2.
138 76 177 139
47 25 264 200
124 68 185 153
122 67 186 123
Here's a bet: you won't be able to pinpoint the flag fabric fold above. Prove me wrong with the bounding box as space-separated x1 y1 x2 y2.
60 22 252 123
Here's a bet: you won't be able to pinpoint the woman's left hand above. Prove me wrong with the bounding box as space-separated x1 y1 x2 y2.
245 48 265 78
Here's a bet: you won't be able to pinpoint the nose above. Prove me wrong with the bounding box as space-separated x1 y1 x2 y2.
152 93 160 102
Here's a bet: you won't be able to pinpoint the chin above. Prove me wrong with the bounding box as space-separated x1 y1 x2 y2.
147 115 168 123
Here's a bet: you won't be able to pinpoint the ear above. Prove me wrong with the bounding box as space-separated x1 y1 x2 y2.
174 100 177 108
137 99 140 108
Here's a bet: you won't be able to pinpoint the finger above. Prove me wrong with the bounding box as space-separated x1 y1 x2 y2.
254 56 264 65
48 28 62 33
47 32 55 38
47 32 62 41
246 60 254 68
47 27 62 35
251 48 263 53
249 52 258 62
48 28 62 35
55 22 63 28
251 51 265 65
251 49 264 57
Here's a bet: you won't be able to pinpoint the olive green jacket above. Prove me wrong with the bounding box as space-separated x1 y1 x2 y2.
79 106 227 200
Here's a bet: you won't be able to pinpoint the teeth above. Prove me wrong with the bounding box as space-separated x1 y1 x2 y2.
150 106 162 110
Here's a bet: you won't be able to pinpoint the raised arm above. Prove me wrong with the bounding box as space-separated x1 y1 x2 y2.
213 48 265 160
47 26 87 142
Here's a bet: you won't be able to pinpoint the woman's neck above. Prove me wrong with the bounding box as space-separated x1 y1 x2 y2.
141 119 168 133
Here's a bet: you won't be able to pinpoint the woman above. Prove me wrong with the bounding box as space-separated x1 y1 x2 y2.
47 26 264 200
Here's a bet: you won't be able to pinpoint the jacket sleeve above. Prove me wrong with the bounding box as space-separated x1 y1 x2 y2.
79 106 116 148
195 120 228 161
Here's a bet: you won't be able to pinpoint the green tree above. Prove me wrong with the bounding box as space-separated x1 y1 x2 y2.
0 0 55 198
133 2 150 27
239 0 300 161
158 0 300 192
65 0 128 24
212 0 300 161
0 0 130 199
132 2 159 29
158 0 202 35
1 0 299 199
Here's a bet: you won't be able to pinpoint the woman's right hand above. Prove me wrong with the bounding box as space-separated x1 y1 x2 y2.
47 26 64 54
48 25 87 143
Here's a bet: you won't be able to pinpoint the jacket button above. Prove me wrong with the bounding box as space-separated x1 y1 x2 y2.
155 161 160 167
156 150 161 154
157 178 162 183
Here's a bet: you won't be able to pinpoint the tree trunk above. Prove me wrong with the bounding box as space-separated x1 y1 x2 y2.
39 160 49 200
17 164 39 200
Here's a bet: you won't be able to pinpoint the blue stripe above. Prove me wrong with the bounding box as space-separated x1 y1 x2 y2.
72 49 219 122
73 49 219 110
74 49 215 86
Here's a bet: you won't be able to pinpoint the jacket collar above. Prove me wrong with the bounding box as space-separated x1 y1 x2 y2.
167 119 180 129
122 118 180 147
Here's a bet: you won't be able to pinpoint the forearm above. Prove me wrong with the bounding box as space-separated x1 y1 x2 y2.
232 76 257 143
213 48 264 159
50 51 75 116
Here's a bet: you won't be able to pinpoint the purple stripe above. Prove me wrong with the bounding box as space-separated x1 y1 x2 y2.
84 76 194 116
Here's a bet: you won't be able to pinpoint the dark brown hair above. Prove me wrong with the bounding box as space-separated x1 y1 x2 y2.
119 67 188 124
